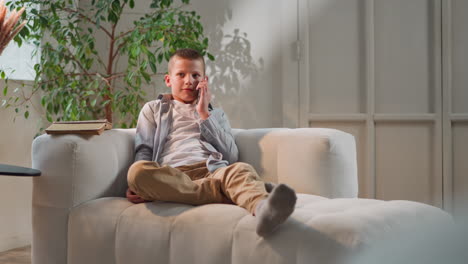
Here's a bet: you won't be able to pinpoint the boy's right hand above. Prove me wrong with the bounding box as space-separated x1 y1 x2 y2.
126 188 146 204
196 76 211 120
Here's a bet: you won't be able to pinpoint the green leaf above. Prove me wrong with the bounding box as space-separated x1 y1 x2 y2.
108 11 118 23
85 90 95 96
127 71 135 81
24 111 30 119
131 46 141 57
141 71 151 82
0 71 5 79
112 0 121 12
65 101 72 113
141 45 150 56
46 113 53 123
149 61 157 73
15 36 23 47
157 53 164 63
129 0 135 8
141 59 148 69
147 51 156 62
207 53 215 61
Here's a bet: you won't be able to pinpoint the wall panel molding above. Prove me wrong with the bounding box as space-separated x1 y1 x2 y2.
299 0 445 207
443 0 468 217
442 0 453 213
365 0 376 199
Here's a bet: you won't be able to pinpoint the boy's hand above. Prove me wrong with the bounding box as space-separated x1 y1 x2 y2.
196 76 211 120
126 188 146 204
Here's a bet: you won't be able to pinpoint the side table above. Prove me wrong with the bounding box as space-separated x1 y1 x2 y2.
0 163 41 176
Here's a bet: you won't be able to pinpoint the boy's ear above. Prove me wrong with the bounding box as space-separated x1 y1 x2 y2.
164 74 171 87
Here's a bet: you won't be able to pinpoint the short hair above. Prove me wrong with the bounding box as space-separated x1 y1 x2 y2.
168 48 205 74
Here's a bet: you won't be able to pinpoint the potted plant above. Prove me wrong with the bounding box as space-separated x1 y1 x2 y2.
1 0 213 130
0 0 26 55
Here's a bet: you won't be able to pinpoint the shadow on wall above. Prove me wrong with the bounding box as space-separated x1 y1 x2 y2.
208 28 263 96
207 28 264 128
194 1 265 129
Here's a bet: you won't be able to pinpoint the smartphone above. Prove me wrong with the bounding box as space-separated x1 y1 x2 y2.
195 76 208 104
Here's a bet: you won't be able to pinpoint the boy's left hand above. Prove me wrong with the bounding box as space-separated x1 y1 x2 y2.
196 76 211 120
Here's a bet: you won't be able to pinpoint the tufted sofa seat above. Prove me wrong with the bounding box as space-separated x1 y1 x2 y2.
31 128 453 264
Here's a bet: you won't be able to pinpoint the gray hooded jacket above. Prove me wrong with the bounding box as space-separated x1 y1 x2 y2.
134 94 239 172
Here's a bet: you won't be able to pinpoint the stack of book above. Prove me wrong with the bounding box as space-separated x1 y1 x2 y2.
45 120 112 135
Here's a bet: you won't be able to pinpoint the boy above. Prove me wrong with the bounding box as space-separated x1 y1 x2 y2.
126 48 297 236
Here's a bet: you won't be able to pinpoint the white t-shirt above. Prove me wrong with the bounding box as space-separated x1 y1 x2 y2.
158 100 212 168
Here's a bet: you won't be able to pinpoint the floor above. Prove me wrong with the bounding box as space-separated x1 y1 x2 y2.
0 245 31 264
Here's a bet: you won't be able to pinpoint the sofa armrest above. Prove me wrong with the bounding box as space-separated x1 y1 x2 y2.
232 128 358 198
31 129 135 264
32 128 135 208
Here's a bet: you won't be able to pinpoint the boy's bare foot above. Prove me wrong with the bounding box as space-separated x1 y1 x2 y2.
255 183 297 237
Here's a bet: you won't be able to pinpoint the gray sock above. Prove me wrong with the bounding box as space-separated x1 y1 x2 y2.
264 182 276 193
255 183 297 237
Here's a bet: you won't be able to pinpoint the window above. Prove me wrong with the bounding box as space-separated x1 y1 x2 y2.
0 1 39 81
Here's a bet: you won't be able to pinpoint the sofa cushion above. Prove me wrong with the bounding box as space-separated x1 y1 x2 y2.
232 128 358 198
68 195 452 264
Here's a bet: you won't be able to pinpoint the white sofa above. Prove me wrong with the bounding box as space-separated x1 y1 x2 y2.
31 128 452 264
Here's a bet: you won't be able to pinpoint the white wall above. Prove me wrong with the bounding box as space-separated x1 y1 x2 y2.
0 4 40 252
1 0 467 252
299 0 444 206
0 80 42 251
189 0 284 128
297 0 468 219
0 0 285 251
110 0 284 128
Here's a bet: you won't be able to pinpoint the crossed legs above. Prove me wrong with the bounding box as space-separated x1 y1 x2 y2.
127 160 296 236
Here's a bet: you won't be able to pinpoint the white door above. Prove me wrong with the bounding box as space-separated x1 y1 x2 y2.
443 0 468 218
291 0 444 208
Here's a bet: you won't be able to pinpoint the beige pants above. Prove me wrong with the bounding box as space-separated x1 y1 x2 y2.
127 161 269 214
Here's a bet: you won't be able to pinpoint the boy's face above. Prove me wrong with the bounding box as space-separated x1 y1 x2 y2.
164 56 205 104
